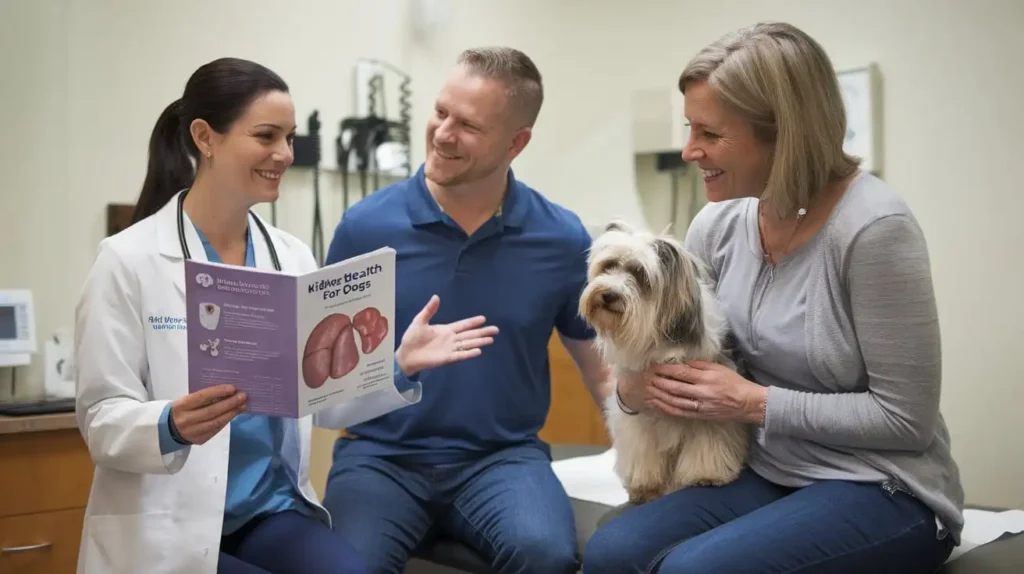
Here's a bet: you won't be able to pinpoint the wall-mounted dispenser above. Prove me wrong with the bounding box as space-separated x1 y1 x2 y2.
629 86 704 238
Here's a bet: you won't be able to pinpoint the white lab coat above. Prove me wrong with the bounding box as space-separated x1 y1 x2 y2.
73 190 420 574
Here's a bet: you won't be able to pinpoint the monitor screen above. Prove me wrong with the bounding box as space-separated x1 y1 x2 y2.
0 306 15 340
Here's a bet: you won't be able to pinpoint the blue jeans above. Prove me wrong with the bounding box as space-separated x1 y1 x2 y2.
218 510 368 574
583 468 955 574
322 443 578 574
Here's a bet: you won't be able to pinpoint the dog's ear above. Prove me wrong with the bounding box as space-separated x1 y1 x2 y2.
665 275 705 346
658 238 705 346
604 220 633 234
653 238 683 275
653 237 705 282
666 307 703 346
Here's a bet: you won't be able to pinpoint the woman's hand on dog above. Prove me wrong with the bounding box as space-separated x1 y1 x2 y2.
643 361 768 424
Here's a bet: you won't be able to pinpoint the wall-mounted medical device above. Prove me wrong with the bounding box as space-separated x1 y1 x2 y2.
44 327 75 399
294 111 326 265
0 289 37 368
337 59 413 213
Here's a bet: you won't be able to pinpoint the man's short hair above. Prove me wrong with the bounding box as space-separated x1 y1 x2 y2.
457 46 544 128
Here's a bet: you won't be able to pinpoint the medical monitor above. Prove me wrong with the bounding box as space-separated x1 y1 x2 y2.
0 289 37 356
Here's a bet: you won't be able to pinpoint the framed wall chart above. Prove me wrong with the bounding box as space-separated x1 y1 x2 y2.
837 63 883 175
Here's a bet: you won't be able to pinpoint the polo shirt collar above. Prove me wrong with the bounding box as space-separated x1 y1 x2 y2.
407 164 528 229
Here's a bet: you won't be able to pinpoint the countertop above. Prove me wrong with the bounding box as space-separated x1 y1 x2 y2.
0 412 78 435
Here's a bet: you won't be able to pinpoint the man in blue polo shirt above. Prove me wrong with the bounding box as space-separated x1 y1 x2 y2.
320 47 611 574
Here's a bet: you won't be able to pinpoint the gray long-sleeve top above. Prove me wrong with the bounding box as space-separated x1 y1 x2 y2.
685 170 965 542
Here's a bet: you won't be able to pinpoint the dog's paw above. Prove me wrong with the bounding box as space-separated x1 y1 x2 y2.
668 470 739 491
690 478 727 488
687 471 741 489
626 486 663 505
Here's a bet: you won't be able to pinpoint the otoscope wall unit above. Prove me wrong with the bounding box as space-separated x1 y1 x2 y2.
282 59 414 265
338 59 413 185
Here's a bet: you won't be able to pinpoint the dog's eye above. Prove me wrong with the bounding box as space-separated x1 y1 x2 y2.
625 263 649 288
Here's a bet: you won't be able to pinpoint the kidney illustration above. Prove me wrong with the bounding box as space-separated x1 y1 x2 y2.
301 307 392 390
302 313 360 389
353 306 389 354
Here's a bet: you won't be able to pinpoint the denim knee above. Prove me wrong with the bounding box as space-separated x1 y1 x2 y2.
492 531 578 574
581 523 648 574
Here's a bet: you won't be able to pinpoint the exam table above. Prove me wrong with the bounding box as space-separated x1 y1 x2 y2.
406 445 1024 574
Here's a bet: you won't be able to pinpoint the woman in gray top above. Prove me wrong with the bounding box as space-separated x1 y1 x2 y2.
583 22 964 573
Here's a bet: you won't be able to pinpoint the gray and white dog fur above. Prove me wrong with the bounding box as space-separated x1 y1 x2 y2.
579 220 751 504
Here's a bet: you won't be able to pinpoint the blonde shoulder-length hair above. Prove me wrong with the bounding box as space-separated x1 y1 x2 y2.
679 22 860 218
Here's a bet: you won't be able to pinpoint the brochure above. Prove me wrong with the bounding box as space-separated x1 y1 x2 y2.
184 247 396 418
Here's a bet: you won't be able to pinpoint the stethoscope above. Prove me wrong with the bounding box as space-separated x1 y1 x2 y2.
176 190 282 271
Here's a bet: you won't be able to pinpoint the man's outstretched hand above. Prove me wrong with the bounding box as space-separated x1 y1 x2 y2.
395 295 499 377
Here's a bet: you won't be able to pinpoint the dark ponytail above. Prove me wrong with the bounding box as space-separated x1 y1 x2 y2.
130 57 289 225
131 99 194 224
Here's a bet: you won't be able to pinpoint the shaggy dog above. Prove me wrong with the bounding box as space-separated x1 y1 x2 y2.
579 220 751 504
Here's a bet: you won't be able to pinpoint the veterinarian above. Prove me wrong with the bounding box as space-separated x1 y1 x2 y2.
319 47 612 574
584 22 965 573
74 57 497 574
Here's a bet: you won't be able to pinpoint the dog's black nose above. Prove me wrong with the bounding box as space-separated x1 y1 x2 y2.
601 291 620 305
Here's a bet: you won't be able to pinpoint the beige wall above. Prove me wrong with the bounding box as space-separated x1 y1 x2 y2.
2 0 1021 508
